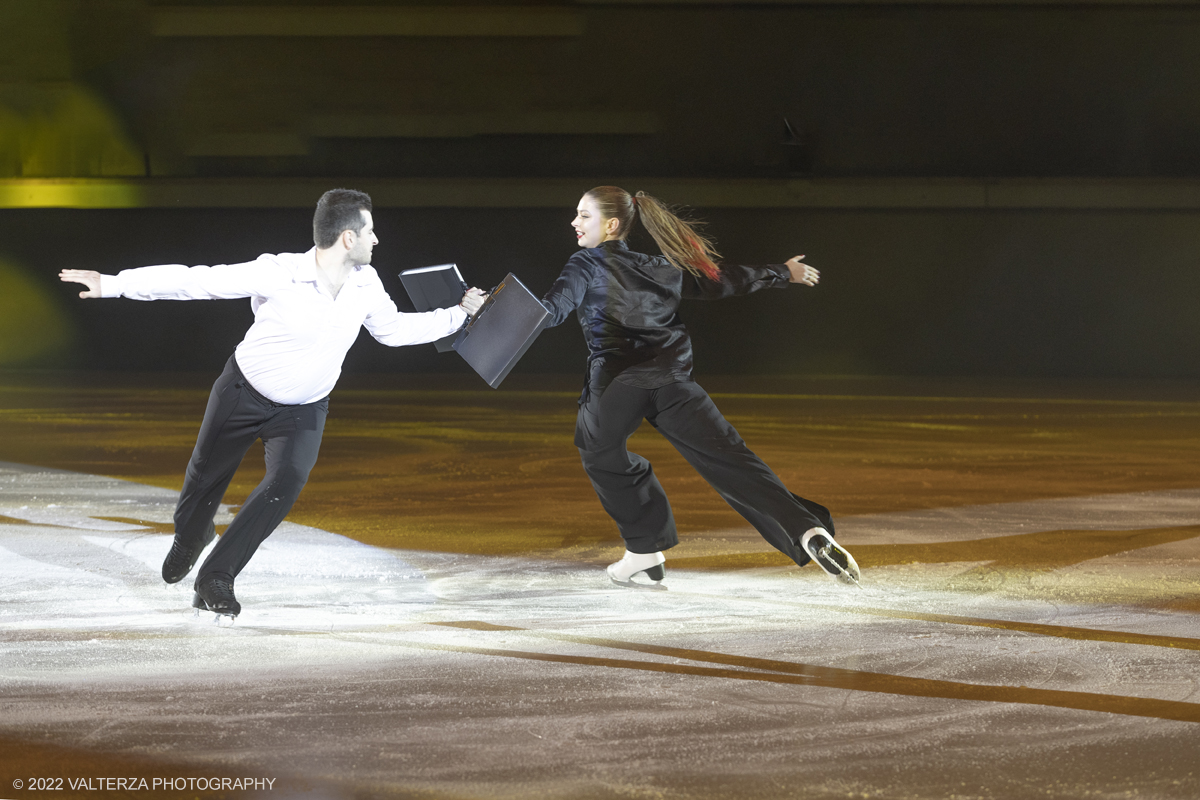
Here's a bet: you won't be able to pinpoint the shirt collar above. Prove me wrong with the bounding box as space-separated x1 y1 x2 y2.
299 248 371 285
297 248 319 283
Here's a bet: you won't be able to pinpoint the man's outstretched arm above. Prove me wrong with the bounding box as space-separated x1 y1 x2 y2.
362 288 485 347
60 258 280 302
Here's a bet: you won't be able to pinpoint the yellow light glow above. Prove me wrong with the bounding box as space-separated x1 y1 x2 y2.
0 256 75 364
0 179 144 208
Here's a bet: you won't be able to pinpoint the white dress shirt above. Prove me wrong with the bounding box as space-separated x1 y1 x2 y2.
101 249 467 405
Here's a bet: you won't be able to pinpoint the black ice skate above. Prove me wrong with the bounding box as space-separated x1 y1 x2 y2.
800 528 861 587
162 522 216 584
606 550 667 589
192 573 241 623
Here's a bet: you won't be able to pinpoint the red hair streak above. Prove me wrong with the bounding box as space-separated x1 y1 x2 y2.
686 235 721 281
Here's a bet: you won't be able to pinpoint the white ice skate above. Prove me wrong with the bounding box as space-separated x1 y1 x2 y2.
801 528 861 587
606 550 667 589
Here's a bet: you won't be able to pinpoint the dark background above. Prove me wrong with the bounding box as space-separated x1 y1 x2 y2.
3 0 1200 379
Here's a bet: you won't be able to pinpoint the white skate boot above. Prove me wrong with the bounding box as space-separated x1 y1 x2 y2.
606 550 667 589
801 528 861 587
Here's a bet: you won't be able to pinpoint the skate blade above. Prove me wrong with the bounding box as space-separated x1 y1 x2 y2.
835 570 862 588
192 607 238 626
606 568 668 591
192 593 239 625
608 577 668 591
817 544 862 588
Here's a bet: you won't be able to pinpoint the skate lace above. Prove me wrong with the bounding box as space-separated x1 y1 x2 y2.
202 577 236 603
166 540 193 564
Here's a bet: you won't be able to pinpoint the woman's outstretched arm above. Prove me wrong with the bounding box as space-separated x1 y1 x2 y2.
680 256 818 300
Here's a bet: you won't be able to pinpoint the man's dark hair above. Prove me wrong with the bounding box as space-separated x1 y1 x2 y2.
313 188 373 249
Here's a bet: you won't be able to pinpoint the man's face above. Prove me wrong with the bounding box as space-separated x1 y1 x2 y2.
346 210 379 265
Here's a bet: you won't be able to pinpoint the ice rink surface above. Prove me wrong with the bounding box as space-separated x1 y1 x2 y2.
1 460 1198 800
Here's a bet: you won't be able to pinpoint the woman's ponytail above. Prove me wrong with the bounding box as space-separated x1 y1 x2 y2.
631 191 721 281
585 186 722 281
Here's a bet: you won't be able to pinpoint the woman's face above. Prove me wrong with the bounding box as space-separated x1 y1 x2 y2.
572 194 617 248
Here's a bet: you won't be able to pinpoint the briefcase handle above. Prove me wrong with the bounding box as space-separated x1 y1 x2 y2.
461 275 510 334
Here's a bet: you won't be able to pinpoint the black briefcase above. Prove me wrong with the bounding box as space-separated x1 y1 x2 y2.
453 273 550 388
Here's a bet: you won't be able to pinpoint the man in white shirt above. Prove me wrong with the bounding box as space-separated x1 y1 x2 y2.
59 188 485 621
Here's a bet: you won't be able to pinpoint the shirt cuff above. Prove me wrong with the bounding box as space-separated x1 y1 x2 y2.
99 274 123 298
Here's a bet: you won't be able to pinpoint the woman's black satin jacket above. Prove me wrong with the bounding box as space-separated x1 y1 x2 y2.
541 239 791 397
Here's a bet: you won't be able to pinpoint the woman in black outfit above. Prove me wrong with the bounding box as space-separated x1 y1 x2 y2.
541 186 860 588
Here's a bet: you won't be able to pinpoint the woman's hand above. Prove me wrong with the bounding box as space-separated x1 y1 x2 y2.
785 256 819 286
459 287 488 316
59 269 105 298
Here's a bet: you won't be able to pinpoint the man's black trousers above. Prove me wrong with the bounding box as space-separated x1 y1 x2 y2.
173 355 328 586
575 379 834 564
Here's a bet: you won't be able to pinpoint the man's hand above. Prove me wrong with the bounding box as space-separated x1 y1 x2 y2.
785 256 819 286
59 269 105 298
459 287 488 316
